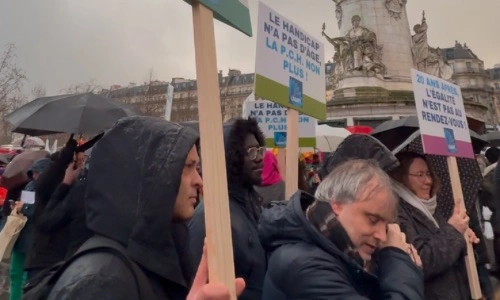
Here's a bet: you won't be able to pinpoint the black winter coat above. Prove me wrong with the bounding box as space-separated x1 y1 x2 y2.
398 200 470 300
259 191 424 300
37 178 91 259
25 143 75 270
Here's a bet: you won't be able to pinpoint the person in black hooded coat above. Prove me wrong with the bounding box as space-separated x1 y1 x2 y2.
47 117 202 299
189 117 267 300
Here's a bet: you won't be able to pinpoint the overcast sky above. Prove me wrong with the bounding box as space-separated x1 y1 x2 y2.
1 0 499 96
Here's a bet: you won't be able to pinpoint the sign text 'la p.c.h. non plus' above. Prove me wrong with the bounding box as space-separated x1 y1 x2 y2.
264 11 322 82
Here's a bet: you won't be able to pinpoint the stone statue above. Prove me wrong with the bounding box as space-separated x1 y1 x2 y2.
411 11 452 80
385 0 407 19
411 11 429 70
323 15 386 79
335 4 343 28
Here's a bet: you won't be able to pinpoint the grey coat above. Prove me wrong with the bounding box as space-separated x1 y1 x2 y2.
398 200 470 300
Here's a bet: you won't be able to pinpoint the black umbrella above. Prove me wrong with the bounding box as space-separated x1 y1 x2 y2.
371 116 488 154
481 131 500 147
6 93 141 136
391 131 481 219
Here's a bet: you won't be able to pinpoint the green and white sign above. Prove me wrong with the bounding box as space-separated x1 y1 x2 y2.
254 2 326 120
244 100 316 148
183 0 252 37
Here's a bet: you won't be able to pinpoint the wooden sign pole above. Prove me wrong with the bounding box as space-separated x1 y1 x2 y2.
192 2 236 299
447 156 482 299
285 109 299 198
277 149 286 179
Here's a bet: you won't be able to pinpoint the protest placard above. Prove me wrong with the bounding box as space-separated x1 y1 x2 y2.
244 100 316 147
411 69 473 159
412 68 481 299
254 2 326 120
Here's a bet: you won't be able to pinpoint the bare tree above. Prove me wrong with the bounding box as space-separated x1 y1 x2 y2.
0 44 27 144
62 79 103 94
31 84 47 98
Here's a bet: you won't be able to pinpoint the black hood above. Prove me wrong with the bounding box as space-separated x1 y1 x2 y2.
223 118 265 188
85 116 198 287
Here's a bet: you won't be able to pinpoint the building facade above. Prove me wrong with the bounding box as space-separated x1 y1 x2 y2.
102 70 254 123
443 42 497 127
487 64 500 130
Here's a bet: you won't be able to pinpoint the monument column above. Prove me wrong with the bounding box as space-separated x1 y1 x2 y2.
339 0 414 82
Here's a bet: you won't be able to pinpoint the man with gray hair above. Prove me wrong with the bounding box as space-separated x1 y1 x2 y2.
259 159 424 299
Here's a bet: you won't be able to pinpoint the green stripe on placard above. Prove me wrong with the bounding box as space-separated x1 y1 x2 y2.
186 0 252 37
254 74 327 121
265 137 316 148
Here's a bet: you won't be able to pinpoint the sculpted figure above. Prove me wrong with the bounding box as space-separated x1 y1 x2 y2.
411 12 453 80
385 0 407 19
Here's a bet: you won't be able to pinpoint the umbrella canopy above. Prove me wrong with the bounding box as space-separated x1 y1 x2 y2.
314 125 351 152
372 115 488 154
481 131 500 147
318 134 399 180
392 131 480 219
6 93 141 136
0 150 49 189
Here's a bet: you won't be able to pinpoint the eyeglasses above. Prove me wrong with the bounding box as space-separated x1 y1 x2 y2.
407 172 433 181
247 147 265 161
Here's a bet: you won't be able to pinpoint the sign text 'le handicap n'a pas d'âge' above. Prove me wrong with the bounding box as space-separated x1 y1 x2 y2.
245 100 316 148
254 2 326 120
411 69 473 158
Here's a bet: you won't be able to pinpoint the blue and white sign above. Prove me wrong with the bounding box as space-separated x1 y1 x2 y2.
244 100 316 148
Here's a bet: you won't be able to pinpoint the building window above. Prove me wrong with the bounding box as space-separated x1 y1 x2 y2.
466 62 473 72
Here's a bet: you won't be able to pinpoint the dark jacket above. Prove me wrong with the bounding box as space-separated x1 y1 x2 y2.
260 191 424 300
13 181 36 254
48 117 199 300
189 118 267 300
398 200 470 300
37 176 91 259
25 142 76 270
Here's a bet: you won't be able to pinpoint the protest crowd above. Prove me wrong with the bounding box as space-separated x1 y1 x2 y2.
0 112 498 300
0 1 498 299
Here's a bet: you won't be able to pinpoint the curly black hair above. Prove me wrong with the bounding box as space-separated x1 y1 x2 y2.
224 118 265 186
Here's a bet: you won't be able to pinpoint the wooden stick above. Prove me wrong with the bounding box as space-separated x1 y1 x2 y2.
192 3 236 299
277 148 286 179
447 156 482 299
285 109 299 198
